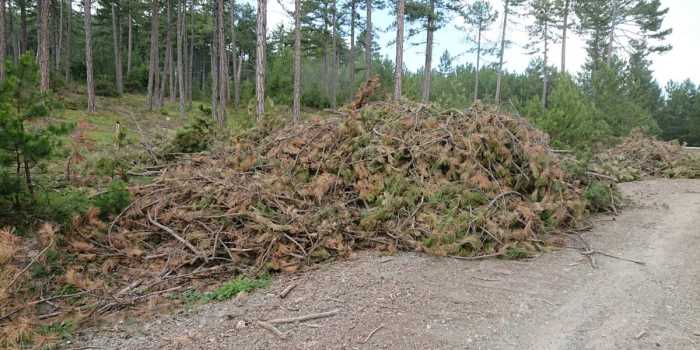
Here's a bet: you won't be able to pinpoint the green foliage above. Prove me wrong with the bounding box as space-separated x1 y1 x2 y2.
584 181 619 212
95 80 119 97
93 180 131 218
530 76 611 153
32 189 92 226
38 320 76 340
168 116 215 154
181 275 270 304
0 54 71 199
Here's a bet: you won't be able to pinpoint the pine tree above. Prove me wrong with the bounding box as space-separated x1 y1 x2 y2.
495 0 525 104
461 0 497 102
293 0 301 122
255 0 267 120
39 0 50 92
112 2 124 95
394 0 405 100
527 0 558 109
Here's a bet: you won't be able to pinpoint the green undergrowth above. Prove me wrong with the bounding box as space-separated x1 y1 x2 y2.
180 275 271 306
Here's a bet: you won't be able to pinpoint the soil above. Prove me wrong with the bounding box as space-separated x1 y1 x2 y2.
67 179 700 350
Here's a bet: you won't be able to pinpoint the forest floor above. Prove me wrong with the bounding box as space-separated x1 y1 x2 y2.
65 178 700 350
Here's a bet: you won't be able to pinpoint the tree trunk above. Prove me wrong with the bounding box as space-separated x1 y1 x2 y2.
330 1 337 109
177 0 185 117
56 0 62 70
542 20 548 109
606 1 617 65
216 0 227 123
292 0 301 122
167 0 175 102
9 0 19 64
560 0 570 73
495 0 509 104
394 0 404 100
474 24 482 102
147 0 160 110
349 0 355 86
421 0 434 103
64 0 71 81
127 3 132 76
0 0 5 81
364 0 372 80
255 0 267 120
112 3 124 95
39 0 50 92
84 0 96 112
230 0 237 106
188 0 194 107
210 45 218 121
19 0 26 53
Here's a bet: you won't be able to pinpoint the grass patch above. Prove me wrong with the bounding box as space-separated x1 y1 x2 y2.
181 275 271 305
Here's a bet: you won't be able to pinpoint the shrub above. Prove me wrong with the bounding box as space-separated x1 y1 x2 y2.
93 180 131 218
95 80 119 97
168 116 215 154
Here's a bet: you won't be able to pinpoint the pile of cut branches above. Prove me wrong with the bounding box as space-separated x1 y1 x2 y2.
593 130 700 181
114 101 585 275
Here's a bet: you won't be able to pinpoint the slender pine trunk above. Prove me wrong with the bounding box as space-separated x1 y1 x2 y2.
64 0 71 81
216 0 227 123
364 0 372 80
56 0 62 70
84 0 96 112
177 0 185 118
495 0 509 104
147 0 160 110
542 20 548 109
349 0 355 86
112 2 124 95
255 0 267 120
188 0 194 107
127 2 132 76
230 0 237 106
330 1 337 109
292 0 301 122
560 0 570 73
39 0 50 92
421 0 434 103
394 0 404 100
474 28 482 102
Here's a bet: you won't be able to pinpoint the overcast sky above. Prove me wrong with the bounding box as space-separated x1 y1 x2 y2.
264 0 697 87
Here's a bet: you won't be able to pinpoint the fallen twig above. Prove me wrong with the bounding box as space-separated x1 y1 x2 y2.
267 309 340 325
279 284 297 299
7 240 54 290
449 252 504 261
256 320 287 339
148 211 207 261
362 324 385 344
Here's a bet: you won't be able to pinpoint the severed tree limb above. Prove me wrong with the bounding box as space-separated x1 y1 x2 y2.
362 324 384 344
147 211 207 261
449 252 504 261
279 284 297 299
266 309 340 325
7 239 54 290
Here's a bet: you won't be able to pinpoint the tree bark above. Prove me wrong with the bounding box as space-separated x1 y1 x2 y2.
216 0 227 123
147 0 160 110
188 0 194 107
0 0 5 81
606 1 616 65
349 0 355 86
474 21 483 102
495 0 509 104
167 0 175 102
292 0 301 122
127 2 132 76
64 0 71 80
177 0 185 117
56 0 62 70
84 0 96 112
330 1 337 109
364 0 372 80
39 0 50 92
9 0 19 64
255 0 267 120
230 0 237 106
394 0 404 100
210 44 218 121
421 0 434 103
112 3 124 95
560 0 570 73
542 19 548 109
19 0 26 53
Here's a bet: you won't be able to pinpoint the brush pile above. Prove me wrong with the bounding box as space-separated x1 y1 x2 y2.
110 101 586 277
592 130 700 181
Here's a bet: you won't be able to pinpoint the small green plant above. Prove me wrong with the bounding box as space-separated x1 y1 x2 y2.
93 180 131 218
504 245 530 259
168 116 215 154
38 320 75 340
584 181 619 213
181 275 270 304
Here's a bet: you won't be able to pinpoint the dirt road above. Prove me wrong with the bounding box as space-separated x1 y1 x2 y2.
70 179 700 350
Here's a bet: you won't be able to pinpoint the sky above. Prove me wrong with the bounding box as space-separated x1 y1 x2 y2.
264 0 698 87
